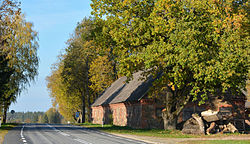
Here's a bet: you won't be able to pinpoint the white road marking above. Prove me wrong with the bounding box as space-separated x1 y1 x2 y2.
47 124 145 144
86 129 146 144
46 124 92 144
59 132 70 136
20 125 28 144
20 125 24 137
46 124 70 137
74 138 92 144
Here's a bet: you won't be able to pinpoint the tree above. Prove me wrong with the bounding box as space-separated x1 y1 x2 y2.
47 17 118 123
89 55 114 96
46 108 62 124
46 58 80 122
91 0 249 129
0 0 39 123
32 113 39 123
41 114 49 123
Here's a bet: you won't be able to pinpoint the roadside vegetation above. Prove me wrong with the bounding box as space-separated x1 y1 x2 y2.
0 123 17 143
182 140 250 144
75 123 249 139
75 123 196 138
73 123 250 143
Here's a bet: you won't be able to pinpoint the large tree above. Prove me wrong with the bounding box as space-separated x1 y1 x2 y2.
0 0 39 123
47 18 95 123
46 58 81 122
47 17 118 123
91 0 249 129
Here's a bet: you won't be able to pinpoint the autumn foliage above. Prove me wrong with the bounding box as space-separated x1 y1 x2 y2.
47 0 248 129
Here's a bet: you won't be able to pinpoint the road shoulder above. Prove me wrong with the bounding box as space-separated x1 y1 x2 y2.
3 125 23 144
109 133 250 144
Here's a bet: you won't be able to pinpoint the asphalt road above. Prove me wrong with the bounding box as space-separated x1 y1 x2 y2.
3 123 148 144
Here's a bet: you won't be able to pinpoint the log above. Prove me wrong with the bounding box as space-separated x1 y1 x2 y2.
206 122 216 135
182 114 205 134
201 110 220 122
222 123 238 133
245 119 250 126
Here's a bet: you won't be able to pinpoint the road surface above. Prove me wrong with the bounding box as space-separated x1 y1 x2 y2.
3 123 148 144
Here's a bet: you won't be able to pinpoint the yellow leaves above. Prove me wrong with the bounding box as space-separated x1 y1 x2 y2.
122 0 129 5
167 82 175 91
89 55 114 93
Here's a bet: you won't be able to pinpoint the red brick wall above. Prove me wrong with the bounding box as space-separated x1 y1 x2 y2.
141 99 164 129
110 103 127 126
91 100 164 129
92 106 104 124
124 102 142 128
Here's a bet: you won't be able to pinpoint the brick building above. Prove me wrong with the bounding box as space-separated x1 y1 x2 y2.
91 71 248 130
91 71 164 129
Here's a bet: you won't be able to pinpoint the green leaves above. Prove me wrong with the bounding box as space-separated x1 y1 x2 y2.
0 0 39 111
91 0 249 105
47 17 119 122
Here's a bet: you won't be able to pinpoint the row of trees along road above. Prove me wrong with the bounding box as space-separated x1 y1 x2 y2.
47 0 249 129
0 0 39 123
46 17 117 123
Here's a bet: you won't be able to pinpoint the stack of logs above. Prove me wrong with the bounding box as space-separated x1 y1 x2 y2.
182 109 239 135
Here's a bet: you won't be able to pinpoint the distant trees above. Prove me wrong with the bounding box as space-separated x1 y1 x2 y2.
46 108 62 124
41 114 49 123
7 111 44 123
7 109 63 124
0 0 39 123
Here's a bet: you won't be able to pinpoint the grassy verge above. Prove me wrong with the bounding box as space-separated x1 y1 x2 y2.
74 123 196 138
182 140 250 144
0 123 17 144
74 123 250 139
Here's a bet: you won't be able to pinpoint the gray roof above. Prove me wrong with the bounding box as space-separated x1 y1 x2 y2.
91 71 153 107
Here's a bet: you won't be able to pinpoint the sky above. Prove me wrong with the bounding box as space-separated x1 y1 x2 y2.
9 0 92 112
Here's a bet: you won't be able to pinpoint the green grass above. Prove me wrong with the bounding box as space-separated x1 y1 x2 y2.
74 123 197 138
0 123 18 144
182 140 250 144
75 123 250 139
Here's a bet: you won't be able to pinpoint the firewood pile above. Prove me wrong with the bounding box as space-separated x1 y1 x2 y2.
182 109 241 135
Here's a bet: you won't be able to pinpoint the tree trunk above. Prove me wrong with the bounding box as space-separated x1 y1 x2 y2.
162 91 178 130
81 96 85 123
2 106 8 124
87 101 91 123
86 56 91 123
162 110 177 130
